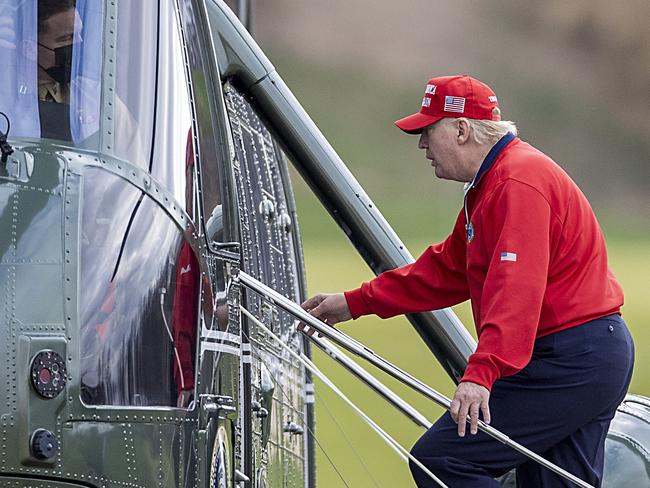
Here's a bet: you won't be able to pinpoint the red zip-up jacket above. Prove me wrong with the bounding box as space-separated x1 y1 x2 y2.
344 135 623 391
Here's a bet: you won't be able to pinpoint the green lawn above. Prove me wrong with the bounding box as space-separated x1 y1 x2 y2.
302 238 649 487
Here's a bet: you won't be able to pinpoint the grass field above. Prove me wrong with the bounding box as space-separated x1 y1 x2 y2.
300 235 649 487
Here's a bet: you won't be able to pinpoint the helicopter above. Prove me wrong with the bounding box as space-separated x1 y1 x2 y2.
0 0 647 487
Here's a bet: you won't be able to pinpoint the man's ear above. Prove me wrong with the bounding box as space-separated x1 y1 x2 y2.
456 118 471 145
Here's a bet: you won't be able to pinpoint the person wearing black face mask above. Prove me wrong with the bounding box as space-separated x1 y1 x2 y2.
37 0 80 139
38 42 74 86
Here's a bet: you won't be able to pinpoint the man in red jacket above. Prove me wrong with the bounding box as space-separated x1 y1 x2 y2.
301 75 634 487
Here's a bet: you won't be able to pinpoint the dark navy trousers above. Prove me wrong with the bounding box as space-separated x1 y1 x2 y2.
409 314 635 488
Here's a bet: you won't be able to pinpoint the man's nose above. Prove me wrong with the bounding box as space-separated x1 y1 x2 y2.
418 133 427 150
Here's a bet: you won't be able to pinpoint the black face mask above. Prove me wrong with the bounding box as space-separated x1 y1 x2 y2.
38 43 74 85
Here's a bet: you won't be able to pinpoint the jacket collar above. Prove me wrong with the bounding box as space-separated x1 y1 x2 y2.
465 132 516 192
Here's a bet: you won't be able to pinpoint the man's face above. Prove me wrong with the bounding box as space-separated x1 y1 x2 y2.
38 8 81 69
418 119 471 182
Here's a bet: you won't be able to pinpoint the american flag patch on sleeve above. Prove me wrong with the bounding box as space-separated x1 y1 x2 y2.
444 96 465 113
500 252 517 262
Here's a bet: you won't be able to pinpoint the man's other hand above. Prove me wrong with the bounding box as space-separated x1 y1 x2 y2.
298 293 352 337
450 381 491 437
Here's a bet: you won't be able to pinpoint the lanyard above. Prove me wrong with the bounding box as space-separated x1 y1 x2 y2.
462 132 516 243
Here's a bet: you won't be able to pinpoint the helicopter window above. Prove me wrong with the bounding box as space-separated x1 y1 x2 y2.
0 0 102 145
109 1 158 168
199 137 224 245
79 168 199 408
0 1 159 166
149 1 194 217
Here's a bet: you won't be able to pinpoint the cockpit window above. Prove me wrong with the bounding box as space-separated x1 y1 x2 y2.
0 0 102 144
0 1 158 169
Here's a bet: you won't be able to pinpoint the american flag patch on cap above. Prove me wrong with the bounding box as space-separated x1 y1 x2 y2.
500 252 517 262
444 96 465 113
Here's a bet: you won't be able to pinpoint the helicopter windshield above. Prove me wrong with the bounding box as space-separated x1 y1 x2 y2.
0 1 157 168
0 0 101 143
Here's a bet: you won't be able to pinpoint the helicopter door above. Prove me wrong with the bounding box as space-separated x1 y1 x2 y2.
224 83 307 488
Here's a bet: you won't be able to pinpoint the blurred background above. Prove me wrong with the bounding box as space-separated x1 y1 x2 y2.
246 0 649 485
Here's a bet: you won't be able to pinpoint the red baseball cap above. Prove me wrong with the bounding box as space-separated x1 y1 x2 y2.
395 75 501 134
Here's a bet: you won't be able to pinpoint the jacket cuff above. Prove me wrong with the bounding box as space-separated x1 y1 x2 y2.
344 286 372 319
460 359 500 392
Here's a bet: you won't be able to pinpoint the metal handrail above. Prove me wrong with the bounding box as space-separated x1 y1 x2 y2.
237 270 595 488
